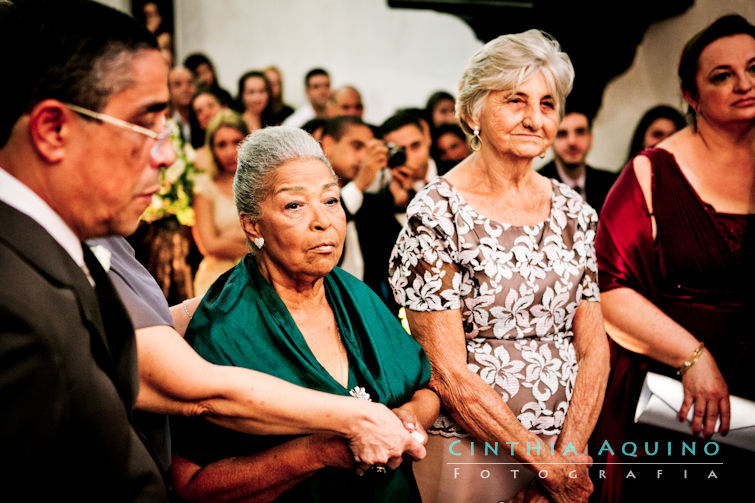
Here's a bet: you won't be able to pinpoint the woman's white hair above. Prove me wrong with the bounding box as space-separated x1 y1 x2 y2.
456 29 574 135
234 126 335 221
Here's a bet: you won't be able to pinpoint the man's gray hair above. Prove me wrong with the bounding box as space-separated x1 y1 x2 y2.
234 126 335 220
456 29 574 135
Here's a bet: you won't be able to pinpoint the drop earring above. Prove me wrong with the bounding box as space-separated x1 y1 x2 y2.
470 126 481 152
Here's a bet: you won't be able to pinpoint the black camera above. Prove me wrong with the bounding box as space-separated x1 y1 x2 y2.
386 142 406 168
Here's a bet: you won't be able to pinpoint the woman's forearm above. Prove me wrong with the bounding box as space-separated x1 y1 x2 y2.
135 326 424 465
601 287 731 438
171 435 352 503
194 227 248 259
192 194 248 259
406 307 594 503
555 301 610 453
433 361 554 466
555 350 608 453
135 325 354 435
422 326 595 503
204 365 416 441
394 388 440 431
407 310 567 470
601 287 701 368
168 296 202 337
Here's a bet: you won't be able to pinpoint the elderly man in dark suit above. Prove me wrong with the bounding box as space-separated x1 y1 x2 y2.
0 1 173 500
538 108 617 216
0 4 426 500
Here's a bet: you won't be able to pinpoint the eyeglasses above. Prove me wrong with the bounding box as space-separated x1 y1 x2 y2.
63 102 173 159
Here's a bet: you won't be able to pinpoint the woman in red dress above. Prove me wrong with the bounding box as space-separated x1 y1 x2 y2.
593 15 755 502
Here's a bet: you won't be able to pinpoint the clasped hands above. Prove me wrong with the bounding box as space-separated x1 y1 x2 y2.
508 452 594 503
325 402 428 476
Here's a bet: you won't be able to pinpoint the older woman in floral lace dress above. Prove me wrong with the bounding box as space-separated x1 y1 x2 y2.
388 29 610 503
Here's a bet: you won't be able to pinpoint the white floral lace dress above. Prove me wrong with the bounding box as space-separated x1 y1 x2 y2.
388 177 600 502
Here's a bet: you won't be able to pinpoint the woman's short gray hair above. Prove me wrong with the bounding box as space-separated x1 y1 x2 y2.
234 126 335 220
456 29 574 135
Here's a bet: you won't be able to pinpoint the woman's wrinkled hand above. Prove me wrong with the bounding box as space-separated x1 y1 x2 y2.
508 480 551 503
679 349 730 438
346 402 426 475
539 452 593 503
392 405 428 453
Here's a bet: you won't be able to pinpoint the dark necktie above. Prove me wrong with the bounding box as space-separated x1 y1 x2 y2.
81 243 138 408
82 243 170 483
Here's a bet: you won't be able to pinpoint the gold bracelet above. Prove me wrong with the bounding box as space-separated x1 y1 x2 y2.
677 342 704 376
182 299 193 320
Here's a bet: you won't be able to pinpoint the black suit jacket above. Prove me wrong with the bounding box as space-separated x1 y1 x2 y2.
0 201 167 501
537 161 618 216
342 189 403 314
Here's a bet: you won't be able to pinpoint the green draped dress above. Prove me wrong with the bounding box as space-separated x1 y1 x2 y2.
171 255 431 502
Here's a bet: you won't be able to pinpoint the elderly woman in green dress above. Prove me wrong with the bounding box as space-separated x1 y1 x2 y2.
170 126 439 502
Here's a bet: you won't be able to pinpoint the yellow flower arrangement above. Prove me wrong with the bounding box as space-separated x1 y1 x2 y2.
140 118 200 226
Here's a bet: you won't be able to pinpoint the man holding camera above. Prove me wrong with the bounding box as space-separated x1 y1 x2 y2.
380 111 437 226
320 116 406 312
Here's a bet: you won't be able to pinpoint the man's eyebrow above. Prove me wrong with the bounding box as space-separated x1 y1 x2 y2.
145 102 169 113
126 102 168 123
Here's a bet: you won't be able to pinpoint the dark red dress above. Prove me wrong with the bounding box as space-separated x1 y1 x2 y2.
593 148 754 502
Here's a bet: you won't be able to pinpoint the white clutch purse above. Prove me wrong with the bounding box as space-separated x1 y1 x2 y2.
634 372 755 451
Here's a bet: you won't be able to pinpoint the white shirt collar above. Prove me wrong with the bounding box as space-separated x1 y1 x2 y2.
412 158 438 193
171 110 189 126
0 167 84 266
555 161 586 192
426 158 438 180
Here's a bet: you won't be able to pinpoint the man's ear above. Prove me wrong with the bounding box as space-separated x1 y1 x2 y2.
28 100 72 164
420 121 431 145
320 135 335 157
